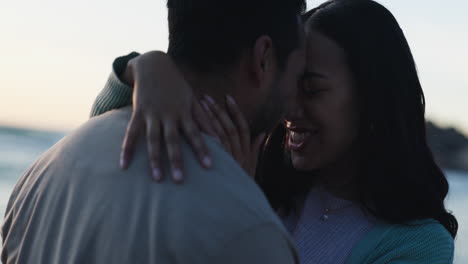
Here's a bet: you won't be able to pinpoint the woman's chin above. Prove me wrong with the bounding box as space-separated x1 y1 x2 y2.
291 154 321 171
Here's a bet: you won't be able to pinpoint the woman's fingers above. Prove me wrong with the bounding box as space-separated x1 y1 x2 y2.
145 120 162 181
205 95 243 161
181 116 212 169
225 95 250 153
121 111 145 170
252 133 266 156
247 133 266 178
200 99 232 154
162 119 184 183
192 97 216 138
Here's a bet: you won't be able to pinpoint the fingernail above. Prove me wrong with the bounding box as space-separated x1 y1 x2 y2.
203 156 212 167
201 100 210 111
173 169 183 182
205 95 215 104
226 95 236 105
120 158 127 169
152 168 161 181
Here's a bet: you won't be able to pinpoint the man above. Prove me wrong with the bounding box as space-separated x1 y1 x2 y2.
1 0 306 263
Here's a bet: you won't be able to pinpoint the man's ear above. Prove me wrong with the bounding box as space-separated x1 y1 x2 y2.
251 35 274 87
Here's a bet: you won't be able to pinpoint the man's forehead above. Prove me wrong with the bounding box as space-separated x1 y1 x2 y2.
297 15 306 48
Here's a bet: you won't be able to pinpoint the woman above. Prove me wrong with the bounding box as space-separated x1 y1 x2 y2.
91 0 457 263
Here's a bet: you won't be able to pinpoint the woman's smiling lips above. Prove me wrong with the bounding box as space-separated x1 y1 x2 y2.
286 125 318 151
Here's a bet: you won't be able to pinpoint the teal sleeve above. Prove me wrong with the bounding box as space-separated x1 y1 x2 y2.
89 52 140 117
390 223 454 264
378 223 454 264
347 220 454 264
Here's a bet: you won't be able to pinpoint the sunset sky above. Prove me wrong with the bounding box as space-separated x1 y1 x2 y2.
1 0 467 134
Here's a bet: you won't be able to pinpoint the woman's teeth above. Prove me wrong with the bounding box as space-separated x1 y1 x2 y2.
290 131 311 144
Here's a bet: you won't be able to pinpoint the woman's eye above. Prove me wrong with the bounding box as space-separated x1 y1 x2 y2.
302 84 322 96
300 77 327 97
303 86 313 94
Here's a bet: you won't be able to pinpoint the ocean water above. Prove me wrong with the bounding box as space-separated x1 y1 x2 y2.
0 128 467 263
0 127 65 219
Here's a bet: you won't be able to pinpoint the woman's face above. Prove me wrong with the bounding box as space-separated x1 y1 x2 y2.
284 29 360 171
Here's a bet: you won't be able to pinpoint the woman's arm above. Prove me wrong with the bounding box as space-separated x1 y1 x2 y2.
90 52 139 117
89 51 264 182
366 222 454 264
89 51 215 182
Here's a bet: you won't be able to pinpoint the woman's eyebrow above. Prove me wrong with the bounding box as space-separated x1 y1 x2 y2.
302 70 326 79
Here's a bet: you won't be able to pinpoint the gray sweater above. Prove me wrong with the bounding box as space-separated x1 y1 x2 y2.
2 107 298 264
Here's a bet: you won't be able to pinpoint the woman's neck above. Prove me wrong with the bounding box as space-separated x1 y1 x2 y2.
314 151 360 201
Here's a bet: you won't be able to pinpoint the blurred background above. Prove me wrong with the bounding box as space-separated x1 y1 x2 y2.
1 0 467 262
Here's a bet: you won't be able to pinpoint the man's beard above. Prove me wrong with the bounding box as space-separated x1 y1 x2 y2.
249 81 285 138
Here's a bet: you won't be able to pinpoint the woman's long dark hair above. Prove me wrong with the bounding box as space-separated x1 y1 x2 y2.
256 0 458 238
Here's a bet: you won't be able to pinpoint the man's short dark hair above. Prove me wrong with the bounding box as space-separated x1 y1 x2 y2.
167 0 306 72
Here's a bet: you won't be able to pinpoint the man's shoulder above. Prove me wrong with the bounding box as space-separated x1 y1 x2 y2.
80 107 290 249
2 107 293 263
42 106 281 225
24 107 132 173
63 106 131 161
143 131 284 227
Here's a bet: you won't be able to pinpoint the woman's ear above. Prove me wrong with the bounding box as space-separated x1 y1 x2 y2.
251 35 275 87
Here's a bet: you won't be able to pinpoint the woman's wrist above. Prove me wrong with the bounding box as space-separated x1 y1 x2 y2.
123 51 171 87
113 52 140 86
122 58 136 86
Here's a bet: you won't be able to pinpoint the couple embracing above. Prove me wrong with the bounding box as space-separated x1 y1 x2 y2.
2 0 457 263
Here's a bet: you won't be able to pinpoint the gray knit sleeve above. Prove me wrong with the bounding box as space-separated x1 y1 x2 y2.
90 52 140 117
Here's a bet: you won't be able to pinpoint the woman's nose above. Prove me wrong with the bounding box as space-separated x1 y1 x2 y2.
285 100 305 121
